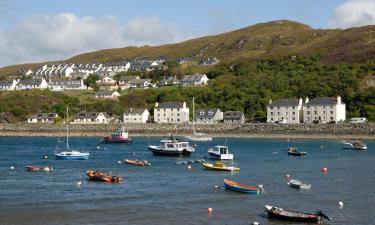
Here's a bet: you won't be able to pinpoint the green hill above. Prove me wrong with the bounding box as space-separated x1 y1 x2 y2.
1 20 375 75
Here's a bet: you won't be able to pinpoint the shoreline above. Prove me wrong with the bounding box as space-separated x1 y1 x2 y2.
0 123 373 140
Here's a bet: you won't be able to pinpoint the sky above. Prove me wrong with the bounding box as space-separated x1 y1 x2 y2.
0 0 375 67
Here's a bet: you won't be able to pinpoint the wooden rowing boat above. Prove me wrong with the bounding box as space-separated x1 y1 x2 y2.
265 205 331 223
224 179 263 194
86 170 121 183
124 159 151 166
202 161 240 171
25 165 53 172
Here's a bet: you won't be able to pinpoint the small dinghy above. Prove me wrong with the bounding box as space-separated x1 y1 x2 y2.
86 170 121 183
124 159 151 166
288 179 311 190
265 205 331 223
224 179 263 194
25 165 53 172
202 161 240 171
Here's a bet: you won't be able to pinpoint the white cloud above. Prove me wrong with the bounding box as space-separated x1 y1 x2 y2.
0 13 188 67
329 0 375 28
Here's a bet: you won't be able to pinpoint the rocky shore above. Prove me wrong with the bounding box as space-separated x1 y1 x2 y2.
0 123 373 139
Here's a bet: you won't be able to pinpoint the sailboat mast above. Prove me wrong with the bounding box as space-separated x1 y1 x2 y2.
66 106 69 149
192 97 195 133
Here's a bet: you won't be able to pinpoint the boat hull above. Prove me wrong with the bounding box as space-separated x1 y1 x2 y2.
124 159 151 166
55 154 89 160
224 179 261 194
265 205 322 223
148 146 193 157
103 137 132 144
86 170 121 183
25 165 53 172
288 152 306 156
208 152 233 160
202 162 240 171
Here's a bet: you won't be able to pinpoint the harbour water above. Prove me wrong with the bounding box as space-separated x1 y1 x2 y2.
0 137 374 225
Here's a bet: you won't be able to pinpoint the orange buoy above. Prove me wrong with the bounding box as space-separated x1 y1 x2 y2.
322 167 328 173
207 207 213 213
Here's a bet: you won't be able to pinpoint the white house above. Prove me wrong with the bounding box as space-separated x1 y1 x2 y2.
194 108 223 124
154 101 190 123
181 74 209 86
97 76 116 85
72 112 112 124
16 79 48 90
48 79 87 91
129 79 152 88
95 90 120 99
267 98 303 124
27 113 58 123
118 75 140 88
123 108 150 123
223 111 245 124
303 96 346 124
0 80 18 91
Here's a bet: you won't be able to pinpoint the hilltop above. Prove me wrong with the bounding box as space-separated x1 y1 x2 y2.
1 20 375 75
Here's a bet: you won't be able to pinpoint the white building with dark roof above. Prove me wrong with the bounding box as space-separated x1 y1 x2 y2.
181 74 209 86
16 79 48 90
72 112 112 124
123 108 150 123
267 98 303 124
0 80 18 91
223 111 245 124
303 96 346 124
154 101 189 123
27 113 58 123
95 90 120 99
48 79 87 91
194 108 223 124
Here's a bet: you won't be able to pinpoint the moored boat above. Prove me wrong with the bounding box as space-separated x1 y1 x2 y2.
124 159 151 166
86 170 121 183
148 135 195 157
202 161 240 171
25 165 53 172
265 205 331 223
224 179 263 194
103 128 132 144
287 147 307 156
208 145 234 160
342 140 367 150
288 179 311 190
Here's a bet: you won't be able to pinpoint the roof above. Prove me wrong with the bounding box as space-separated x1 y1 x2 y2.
195 108 220 119
0 80 14 86
269 98 299 107
30 113 57 119
18 79 43 86
74 112 111 119
305 97 338 106
129 79 151 84
181 74 206 83
224 111 244 120
124 108 148 114
119 76 139 82
155 102 184 109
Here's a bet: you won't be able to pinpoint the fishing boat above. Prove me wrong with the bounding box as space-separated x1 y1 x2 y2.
103 128 132 144
25 165 53 172
265 205 331 223
124 159 151 166
184 98 212 142
208 145 234 160
86 170 121 183
55 107 90 160
148 135 195 156
202 161 240 171
287 147 307 156
224 179 263 194
288 179 311 190
342 140 367 150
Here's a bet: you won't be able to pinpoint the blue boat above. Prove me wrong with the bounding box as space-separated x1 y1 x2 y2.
224 179 263 194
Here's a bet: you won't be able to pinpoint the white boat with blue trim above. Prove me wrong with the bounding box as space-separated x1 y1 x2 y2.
207 145 233 160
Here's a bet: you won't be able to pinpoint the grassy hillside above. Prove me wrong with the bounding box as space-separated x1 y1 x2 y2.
1 20 375 75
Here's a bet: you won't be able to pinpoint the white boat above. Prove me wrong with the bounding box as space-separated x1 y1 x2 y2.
55 107 90 160
207 145 234 160
288 179 311 190
342 140 367 150
148 135 195 156
185 97 212 142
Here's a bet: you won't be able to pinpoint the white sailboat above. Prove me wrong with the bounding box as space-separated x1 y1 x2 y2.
55 106 90 160
185 98 212 142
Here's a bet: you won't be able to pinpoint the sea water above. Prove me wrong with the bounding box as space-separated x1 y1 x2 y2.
0 137 374 225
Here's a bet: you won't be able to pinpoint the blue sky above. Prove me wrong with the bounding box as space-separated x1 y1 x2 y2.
0 0 374 66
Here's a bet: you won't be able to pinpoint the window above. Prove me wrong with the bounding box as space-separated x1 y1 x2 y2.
330 111 333 114
330 106 333 109
177 113 180 116
271 118 273 121
177 108 180 112
292 112 295 115
292 106 295 110
330 117 333 120
292 117 295 120
270 112 273 115
157 114 160 117
306 117 310 121
270 107 273 110
323 111 325 114
277 106 280 110
307 106 310 109
277 112 280 115
314 111 317 115
285 112 288 115
157 109 160 112
177 118 180 121
307 111 310 115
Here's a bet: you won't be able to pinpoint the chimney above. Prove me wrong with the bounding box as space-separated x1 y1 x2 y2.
337 96 341 104
269 99 272 105
155 102 159 107
299 98 303 106
305 97 309 103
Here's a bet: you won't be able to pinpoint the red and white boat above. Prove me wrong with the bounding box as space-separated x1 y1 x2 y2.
25 165 53 172
103 128 132 144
